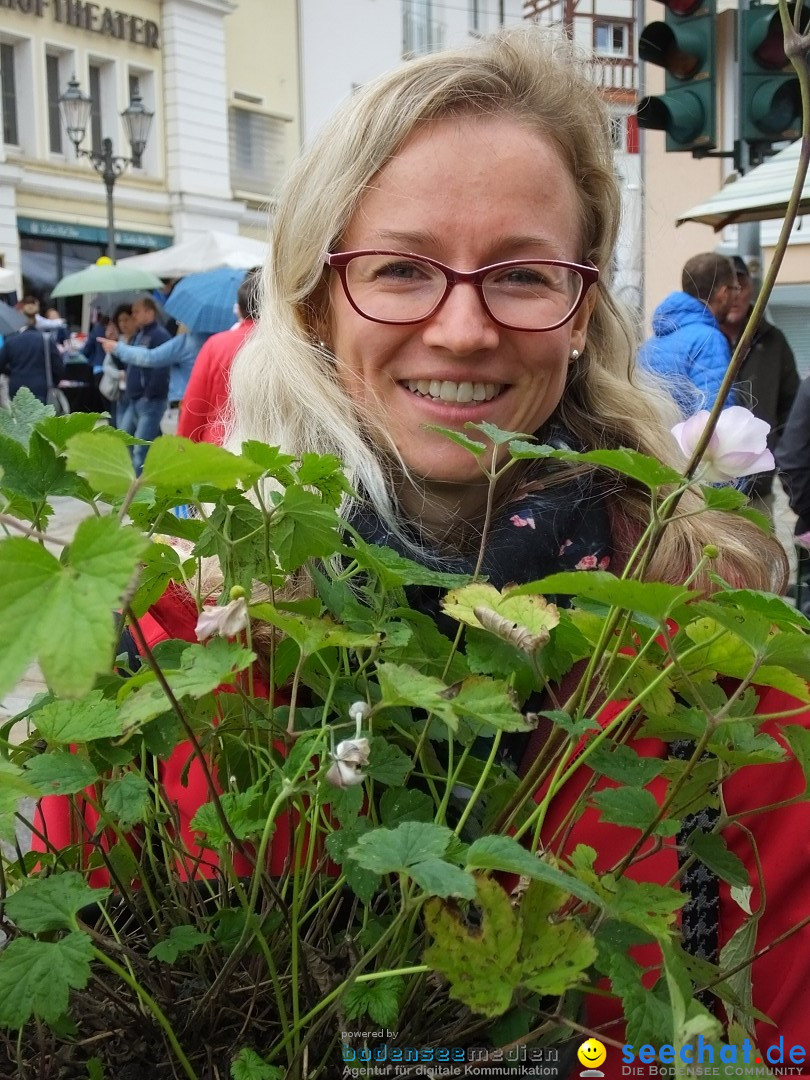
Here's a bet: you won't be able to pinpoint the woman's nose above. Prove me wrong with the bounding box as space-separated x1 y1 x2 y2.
420 282 500 355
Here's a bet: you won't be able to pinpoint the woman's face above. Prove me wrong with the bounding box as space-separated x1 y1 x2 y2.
116 312 134 339
326 115 595 491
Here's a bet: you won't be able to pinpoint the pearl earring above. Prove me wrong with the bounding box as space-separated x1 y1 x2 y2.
570 349 580 361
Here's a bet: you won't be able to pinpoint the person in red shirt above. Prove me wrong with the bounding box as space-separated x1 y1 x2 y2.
176 266 261 444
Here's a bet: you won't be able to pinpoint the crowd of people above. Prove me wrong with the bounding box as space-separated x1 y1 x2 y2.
0 268 262 472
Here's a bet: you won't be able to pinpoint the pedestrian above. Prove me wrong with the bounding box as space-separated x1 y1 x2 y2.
638 252 739 415
34 27 807 1065
98 303 135 426
0 295 64 405
774 375 810 615
111 296 171 473
176 267 261 443
37 305 70 348
98 317 212 441
719 255 800 515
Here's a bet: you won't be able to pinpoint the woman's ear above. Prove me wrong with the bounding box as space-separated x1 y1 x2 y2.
569 283 597 358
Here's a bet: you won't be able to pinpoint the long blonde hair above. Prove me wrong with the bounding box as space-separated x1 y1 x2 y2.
227 27 786 592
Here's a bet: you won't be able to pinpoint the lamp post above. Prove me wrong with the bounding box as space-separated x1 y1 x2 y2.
58 75 154 262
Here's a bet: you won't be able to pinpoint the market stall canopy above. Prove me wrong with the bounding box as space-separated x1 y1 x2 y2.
117 231 269 277
677 140 810 230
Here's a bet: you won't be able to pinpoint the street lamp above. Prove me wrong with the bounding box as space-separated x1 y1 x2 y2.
58 75 154 262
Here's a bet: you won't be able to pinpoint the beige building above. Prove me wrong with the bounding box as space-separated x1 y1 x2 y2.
640 0 810 372
0 0 298 318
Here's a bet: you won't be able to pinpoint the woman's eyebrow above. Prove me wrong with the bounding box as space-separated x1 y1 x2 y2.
369 230 564 255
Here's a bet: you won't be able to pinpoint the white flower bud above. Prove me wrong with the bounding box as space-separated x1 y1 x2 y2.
194 596 249 642
348 701 372 725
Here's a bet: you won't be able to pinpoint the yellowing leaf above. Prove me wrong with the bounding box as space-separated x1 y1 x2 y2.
442 583 559 654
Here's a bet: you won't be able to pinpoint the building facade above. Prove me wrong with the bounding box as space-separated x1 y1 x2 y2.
0 0 299 310
525 0 643 311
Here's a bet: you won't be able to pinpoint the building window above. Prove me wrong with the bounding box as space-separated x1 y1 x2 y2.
594 22 630 58
403 0 444 56
89 62 103 152
46 54 63 154
1 42 19 146
229 107 288 196
128 73 140 102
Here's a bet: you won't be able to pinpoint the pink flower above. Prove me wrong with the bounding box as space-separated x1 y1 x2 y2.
575 554 598 570
510 513 536 529
558 539 573 556
672 406 774 484
598 555 611 570
796 531 810 551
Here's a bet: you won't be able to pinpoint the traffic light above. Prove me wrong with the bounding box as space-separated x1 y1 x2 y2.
740 3 806 147
637 0 717 153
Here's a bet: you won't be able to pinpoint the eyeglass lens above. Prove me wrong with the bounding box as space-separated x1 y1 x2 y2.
342 254 584 329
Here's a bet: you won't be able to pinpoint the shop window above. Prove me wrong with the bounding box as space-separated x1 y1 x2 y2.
229 107 288 196
1 42 19 146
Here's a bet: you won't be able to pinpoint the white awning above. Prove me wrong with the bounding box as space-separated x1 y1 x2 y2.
116 231 269 277
677 140 810 230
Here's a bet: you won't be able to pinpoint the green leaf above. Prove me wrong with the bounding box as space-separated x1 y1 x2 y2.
423 875 521 1016
103 772 151 828
408 858 476 899
719 916 759 1029
0 931 94 1028
379 787 434 828
65 430 136 495
466 420 531 446
588 743 666 787
687 831 749 889
296 452 354 505
118 638 255 732
700 484 750 512
34 411 107 450
349 538 474 590
268 485 344 572
782 725 810 792
421 424 488 455
249 603 379 656
342 976 404 1027
230 1047 284 1080
0 517 147 700
513 571 696 619
33 691 124 744
141 435 263 491
465 835 602 908
5 873 111 932
0 387 51 447
24 750 99 795
147 925 211 963
130 542 187 618
607 953 673 1046
375 662 459 730
191 789 266 849
508 442 685 489
591 787 679 837
325 817 381 903
366 736 412 787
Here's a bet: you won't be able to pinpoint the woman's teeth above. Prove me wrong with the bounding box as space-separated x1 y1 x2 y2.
403 379 502 403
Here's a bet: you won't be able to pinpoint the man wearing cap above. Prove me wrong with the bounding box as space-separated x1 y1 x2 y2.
720 255 800 514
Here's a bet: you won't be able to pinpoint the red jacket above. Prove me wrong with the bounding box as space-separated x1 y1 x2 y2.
176 320 255 444
33 587 810 1071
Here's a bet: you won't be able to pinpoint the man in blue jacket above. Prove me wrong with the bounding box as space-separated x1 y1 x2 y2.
116 296 171 473
639 252 738 415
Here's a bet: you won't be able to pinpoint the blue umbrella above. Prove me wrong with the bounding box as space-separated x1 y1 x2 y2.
164 267 246 333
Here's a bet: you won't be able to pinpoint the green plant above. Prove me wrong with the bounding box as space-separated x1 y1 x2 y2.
0 394 808 1079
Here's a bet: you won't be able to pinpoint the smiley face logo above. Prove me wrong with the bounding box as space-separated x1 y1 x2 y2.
577 1038 607 1074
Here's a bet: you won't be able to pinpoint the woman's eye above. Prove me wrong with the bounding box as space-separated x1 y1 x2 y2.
499 267 550 287
375 260 429 281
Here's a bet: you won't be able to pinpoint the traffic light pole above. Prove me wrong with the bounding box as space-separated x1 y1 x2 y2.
736 0 763 286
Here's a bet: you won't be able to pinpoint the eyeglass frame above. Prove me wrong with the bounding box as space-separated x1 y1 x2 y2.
324 249 600 332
